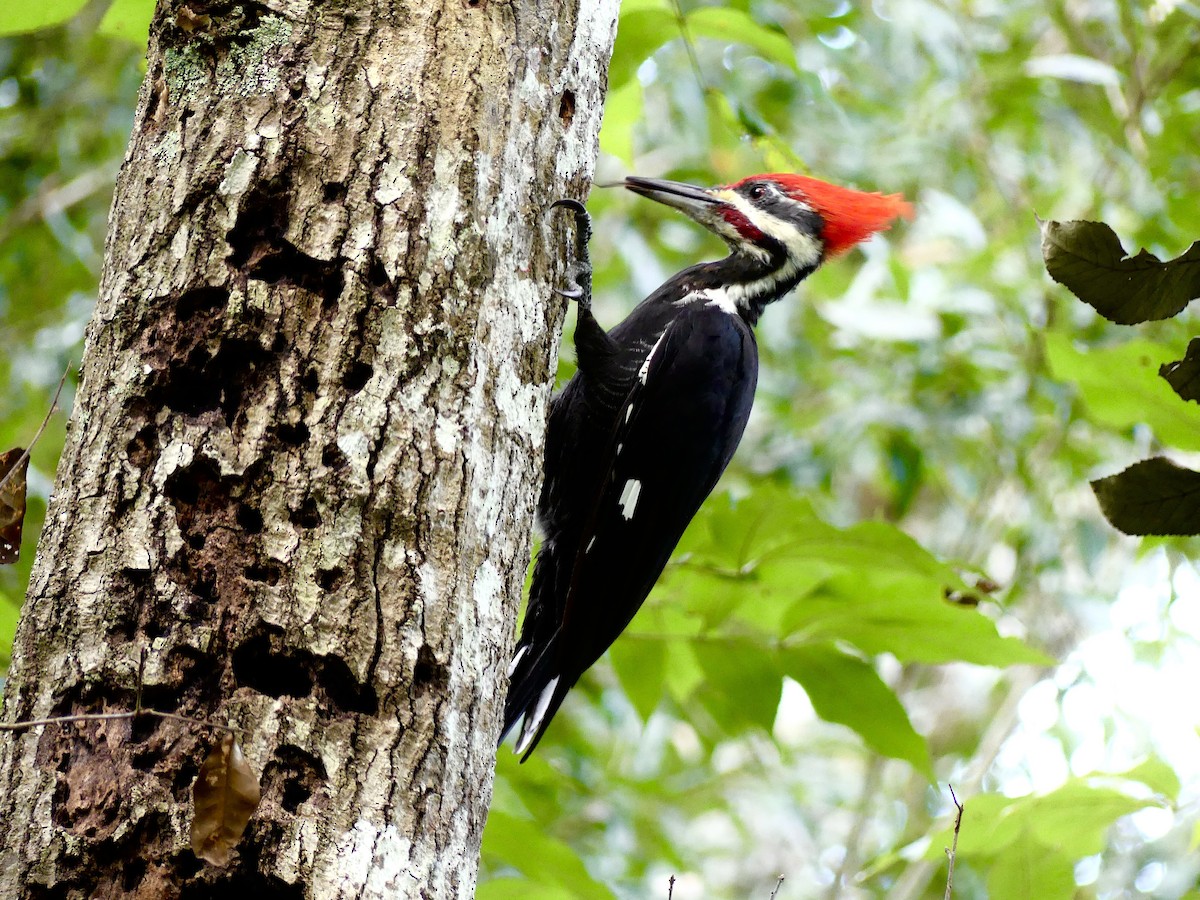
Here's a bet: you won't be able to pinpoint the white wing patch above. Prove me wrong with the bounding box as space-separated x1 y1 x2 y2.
506 644 528 678
514 676 560 755
619 479 642 520
638 330 668 385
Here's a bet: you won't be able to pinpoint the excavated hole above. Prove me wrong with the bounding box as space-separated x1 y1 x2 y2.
121 858 148 893
341 360 373 393
125 422 159 472
316 567 343 591
263 744 327 814
412 644 449 695
319 655 378 715
321 443 346 470
367 256 395 296
227 176 345 303
276 421 309 446
288 497 320 530
559 89 576 127
178 872 303 900
232 629 377 714
243 563 282 585
236 503 264 534
232 630 314 700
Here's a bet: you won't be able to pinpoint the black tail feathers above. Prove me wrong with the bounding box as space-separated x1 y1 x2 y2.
500 639 568 761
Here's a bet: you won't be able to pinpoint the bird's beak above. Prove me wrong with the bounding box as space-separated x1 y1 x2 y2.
623 176 721 221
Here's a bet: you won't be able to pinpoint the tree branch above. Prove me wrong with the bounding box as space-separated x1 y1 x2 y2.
943 786 964 900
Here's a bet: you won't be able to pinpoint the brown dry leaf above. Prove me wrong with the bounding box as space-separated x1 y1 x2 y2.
175 6 212 32
191 734 261 866
0 448 29 565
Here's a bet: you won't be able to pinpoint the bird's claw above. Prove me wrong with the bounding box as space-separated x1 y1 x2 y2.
548 198 593 308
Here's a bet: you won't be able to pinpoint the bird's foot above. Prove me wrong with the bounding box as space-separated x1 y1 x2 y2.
548 198 593 308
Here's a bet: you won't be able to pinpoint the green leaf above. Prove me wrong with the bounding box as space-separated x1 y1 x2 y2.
1116 756 1182 802
947 793 1025 855
1091 457 1200 537
1024 783 1157 856
936 781 1158 861
661 639 704 703
692 642 782 733
0 589 18 669
609 634 665 721
608 3 675 91
477 879 577 900
97 0 155 43
1161 337 1200 402
986 835 1076 900
646 486 1045 671
926 781 1160 900
598 79 643 167
491 751 585 823
1041 219 1200 324
685 8 799 72
784 573 1050 667
481 811 616 899
781 644 932 777
1044 333 1200 452
673 489 967 589
0 0 87 34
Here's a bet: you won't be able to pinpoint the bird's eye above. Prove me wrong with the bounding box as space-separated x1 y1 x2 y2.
748 185 767 200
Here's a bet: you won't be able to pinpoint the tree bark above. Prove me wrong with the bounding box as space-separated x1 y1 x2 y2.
0 1 617 897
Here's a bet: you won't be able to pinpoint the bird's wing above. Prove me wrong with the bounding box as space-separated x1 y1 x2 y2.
507 305 757 757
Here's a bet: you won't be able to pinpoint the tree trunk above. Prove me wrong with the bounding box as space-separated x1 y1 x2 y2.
0 1 617 897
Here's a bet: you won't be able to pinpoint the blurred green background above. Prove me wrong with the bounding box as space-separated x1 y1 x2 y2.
2 1 1199 898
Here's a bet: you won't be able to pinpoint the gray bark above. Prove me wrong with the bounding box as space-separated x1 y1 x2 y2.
0 0 618 897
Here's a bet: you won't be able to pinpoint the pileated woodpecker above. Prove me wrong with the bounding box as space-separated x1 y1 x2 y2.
502 173 912 758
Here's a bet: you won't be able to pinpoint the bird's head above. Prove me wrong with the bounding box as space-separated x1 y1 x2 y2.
624 173 913 270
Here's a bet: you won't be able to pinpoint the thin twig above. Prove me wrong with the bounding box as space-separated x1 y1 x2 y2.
943 786 964 900
1 645 235 735
823 742 887 900
134 645 148 715
668 0 708 94
769 875 785 899
0 164 117 245
668 874 675 900
888 666 1042 900
0 708 235 735
0 365 70 498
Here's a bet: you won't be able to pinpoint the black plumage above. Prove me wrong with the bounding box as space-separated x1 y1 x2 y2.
502 175 911 757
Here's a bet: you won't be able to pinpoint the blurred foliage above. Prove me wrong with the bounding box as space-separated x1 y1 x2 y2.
0 9 143 668
488 0 1200 898
3 1 1200 899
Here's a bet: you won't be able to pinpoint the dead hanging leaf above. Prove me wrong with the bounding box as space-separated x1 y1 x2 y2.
1040 219 1200 324
0 448 30 565
1161 337 1200 403
175 5 212 32
191 734 261 866
1091 456 1200 537
0 367 69 566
